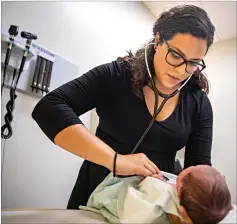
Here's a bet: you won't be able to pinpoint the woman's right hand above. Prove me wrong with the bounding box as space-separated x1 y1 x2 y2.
115 153 160 177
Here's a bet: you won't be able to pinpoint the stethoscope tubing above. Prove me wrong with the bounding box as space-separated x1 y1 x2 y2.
131 43 192 154
115 42 192 178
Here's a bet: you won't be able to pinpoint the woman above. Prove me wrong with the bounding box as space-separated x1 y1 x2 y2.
32 4 215 209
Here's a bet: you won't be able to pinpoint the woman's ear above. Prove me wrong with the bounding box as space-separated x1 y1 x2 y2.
179 206 193 224
155 32 160 46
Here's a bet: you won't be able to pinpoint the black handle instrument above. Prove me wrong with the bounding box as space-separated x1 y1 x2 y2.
31 56 42 92
42 60 51 94
36 57 46 93
1 25 19 94
46 61 53 93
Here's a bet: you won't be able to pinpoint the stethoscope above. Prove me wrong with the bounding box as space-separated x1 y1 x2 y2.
115 42 193 178
130 42 193 154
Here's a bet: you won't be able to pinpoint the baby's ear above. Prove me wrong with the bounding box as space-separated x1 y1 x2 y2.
178 206 193 224
230 204 235 210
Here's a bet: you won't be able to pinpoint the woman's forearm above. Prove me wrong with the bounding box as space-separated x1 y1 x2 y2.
54 124 115 171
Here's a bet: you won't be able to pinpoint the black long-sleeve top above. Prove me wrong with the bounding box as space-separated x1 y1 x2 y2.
32 60 213 208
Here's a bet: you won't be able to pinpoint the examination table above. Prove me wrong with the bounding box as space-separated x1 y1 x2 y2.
1 205 236 223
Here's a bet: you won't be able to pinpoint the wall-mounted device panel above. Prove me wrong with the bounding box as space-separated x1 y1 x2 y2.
1 26 80 139
1 28 79 98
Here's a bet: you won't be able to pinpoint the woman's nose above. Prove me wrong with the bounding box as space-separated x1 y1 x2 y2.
174 63 187 76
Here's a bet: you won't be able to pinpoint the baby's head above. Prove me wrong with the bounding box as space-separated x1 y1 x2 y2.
176 165 232 224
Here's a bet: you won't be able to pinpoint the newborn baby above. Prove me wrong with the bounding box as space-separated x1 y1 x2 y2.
152 165 232 224
80 165 232 224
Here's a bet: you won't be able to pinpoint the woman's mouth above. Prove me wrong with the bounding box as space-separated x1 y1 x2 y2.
167 74 180 83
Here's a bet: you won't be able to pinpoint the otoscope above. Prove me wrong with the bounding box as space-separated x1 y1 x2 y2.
12 31 38 89
1 25 19 94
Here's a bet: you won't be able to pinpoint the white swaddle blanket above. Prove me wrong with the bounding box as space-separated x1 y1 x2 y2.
80 171 182 223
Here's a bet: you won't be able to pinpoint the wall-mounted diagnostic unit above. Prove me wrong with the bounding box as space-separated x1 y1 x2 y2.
1 25 79 139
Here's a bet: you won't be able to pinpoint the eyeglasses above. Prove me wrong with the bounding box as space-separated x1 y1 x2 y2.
163 39 206 74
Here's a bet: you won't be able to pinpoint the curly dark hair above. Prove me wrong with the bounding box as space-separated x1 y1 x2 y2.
117 5 215 98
